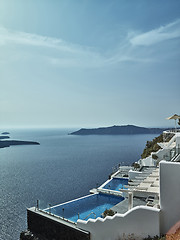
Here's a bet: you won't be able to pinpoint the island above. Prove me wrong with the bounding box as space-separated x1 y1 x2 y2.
1 132 10 135
70 125 165 135
0 136 10 140
0 132 40 149
0 140 40 149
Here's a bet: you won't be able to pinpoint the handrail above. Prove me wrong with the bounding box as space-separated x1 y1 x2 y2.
171 153 178 162
83 211 96 220
172 153 180 162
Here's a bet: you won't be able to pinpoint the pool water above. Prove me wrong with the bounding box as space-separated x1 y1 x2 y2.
102 178 128 191
45 193 124 222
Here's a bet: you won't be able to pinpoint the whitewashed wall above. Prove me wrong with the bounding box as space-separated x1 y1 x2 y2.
77 206 160 240
160 161 180 234
138 156 156 167
155 148 171 161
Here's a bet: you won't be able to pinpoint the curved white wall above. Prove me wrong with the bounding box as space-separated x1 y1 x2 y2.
77 206 160 240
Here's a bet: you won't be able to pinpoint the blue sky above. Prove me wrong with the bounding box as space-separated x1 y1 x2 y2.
0 0 180 128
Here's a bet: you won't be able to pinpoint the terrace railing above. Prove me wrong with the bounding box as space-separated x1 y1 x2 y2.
164 129 180 133
83 212 96 220
36 208 76 225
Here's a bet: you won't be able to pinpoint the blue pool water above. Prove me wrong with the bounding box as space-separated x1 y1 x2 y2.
102 178 128 191
45 193 124 222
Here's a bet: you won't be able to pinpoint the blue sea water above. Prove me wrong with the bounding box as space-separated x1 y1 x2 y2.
0 128 158 240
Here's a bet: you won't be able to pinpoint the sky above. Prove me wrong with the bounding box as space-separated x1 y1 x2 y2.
0 0 180 128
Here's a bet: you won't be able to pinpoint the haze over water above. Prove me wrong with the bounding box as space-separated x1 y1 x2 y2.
0 128 159 240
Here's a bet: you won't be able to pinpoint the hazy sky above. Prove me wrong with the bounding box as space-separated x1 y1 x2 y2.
0 0 180 128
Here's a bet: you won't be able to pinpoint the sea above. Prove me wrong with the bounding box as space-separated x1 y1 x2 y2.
0 128 159 240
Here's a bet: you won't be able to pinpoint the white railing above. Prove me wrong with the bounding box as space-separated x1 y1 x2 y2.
37 208 76 225
83 212 96 220
164 129 180 133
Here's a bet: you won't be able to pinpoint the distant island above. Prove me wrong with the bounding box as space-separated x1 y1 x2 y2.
0 140 40 149
0 136 10 140
70 125 166 135
1 132 10 135
0 132 40 149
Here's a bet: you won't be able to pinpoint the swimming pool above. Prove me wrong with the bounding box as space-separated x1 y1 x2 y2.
102 178 128 191
44 193 124 222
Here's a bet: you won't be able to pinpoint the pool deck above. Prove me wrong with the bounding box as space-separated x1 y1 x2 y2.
113 166 132 178
91 166 160 210
110 168 160 214
111 197 146 214
132 168 160 195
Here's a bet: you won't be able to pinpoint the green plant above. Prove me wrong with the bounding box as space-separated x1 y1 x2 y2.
103 209 115 217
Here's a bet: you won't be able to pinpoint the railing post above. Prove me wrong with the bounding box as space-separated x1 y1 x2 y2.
49 204 51 214
62 208 64 219
36 200 39 210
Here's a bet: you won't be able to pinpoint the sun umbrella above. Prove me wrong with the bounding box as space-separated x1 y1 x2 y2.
166 114 180 131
